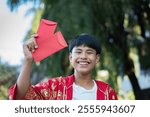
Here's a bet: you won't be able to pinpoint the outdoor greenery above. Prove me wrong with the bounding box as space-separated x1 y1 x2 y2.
0 60 16 99
0 0 149 99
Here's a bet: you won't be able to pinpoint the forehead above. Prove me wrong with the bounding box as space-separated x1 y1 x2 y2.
72 45 95 51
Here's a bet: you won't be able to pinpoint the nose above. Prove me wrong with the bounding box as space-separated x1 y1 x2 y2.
80 52 87 59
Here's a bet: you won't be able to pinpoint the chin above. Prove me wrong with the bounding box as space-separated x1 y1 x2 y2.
77 69 91 75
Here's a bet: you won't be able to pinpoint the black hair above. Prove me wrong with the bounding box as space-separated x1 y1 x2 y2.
69 33 101 54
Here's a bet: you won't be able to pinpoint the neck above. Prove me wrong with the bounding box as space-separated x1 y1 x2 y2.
74 71 94 89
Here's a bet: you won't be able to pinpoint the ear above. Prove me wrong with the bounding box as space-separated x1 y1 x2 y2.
96 54 100 64
69 53 72 63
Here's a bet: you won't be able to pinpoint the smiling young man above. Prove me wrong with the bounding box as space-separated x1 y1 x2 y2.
9 33 118 100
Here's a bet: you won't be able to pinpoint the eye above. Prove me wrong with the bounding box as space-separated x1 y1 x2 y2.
75 51 81 54
87 51 94 54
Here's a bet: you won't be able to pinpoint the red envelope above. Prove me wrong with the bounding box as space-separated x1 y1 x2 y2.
32 19 68 62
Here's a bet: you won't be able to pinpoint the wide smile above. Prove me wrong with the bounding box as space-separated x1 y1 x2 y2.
77 61 90 65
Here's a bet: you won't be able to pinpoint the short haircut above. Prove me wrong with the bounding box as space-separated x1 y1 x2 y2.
69 33 101 54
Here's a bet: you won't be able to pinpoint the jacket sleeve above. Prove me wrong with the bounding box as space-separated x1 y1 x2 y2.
8 83 44 100
9 77 64 100
9 84 17 100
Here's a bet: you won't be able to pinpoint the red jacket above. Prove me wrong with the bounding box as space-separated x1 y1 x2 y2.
9 74 118 100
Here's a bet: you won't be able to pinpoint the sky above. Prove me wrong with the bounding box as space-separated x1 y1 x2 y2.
0 0 34 66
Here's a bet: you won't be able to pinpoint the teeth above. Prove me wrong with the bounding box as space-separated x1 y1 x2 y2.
78 61 89 65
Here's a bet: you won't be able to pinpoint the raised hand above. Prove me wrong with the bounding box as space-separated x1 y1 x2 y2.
23 34 38 62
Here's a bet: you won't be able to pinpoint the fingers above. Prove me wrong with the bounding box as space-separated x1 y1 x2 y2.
28 39 37 52
31 33 38 38
24 34 39 53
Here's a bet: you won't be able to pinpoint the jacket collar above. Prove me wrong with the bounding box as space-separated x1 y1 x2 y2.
65 74 109 100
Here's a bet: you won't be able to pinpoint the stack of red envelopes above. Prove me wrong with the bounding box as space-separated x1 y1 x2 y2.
32 19 68 62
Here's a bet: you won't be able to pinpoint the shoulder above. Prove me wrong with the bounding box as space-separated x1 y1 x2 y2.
95 80 118 100
95 80 110 90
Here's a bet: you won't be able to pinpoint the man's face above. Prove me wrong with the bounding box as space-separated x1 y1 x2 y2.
69 45 100 74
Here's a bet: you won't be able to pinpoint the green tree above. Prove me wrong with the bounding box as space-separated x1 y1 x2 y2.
7 0 150 99
0 60 16 99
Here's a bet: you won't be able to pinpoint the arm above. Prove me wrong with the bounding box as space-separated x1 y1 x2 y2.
15 34 38 99
16 59 32 99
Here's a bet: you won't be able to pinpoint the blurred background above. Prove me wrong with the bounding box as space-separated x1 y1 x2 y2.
0 0 150 100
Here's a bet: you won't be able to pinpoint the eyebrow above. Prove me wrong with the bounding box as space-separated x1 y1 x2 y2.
86 49 95 52
74 48 82 51
74 48 95 52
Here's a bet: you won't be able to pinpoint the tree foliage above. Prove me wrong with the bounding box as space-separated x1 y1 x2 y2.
6 0 150 99
0 61 16 99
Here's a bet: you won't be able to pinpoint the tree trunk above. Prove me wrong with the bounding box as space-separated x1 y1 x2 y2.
127 71 144 100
